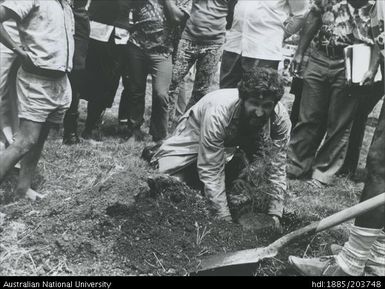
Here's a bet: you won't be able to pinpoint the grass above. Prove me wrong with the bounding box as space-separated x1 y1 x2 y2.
0 75 379 276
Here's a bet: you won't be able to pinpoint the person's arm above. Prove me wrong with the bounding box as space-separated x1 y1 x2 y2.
360 42 381 86
0 3 34 66
197 106 230 219
290 8 322 75
0 7 24 56
264 105 291 218
283 0 308 39
164 0 189 24
246 104 291 219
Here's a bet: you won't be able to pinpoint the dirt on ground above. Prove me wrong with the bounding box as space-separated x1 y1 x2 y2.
0 168 324 276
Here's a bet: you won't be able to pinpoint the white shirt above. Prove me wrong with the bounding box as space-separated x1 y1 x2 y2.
224 0 308 61
89 20 130 45
2 0 75 72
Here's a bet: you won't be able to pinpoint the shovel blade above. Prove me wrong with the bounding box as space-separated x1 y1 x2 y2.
198 246 278 272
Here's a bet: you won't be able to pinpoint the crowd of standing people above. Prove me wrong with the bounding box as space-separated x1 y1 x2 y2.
0 0 383 276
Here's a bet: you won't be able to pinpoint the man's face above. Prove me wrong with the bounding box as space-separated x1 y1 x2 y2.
242 95 276 128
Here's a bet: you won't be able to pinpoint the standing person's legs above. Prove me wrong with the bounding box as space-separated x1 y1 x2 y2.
149 53 173 142
14 122 50 200
311 61 357 185
341 80 384 176
355 101 385 229
287 54 329 178
289 77 304 129
289 103 385 277
126 42 149 140
219 50 242 88
63 70 82 144
336 102 385 276
118 43 131 125
0 45 19 146
185 43 223 110
0 120 43 184
169 39 198 117
82 39 121 139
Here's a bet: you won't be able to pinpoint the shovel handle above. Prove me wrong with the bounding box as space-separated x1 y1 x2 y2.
269 193 385 250
316 193 385 232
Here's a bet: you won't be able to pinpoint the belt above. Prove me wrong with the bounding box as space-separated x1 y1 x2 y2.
22 63 67 79
317 45 345 60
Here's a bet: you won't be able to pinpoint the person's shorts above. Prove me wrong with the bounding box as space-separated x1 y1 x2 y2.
16 67 71 125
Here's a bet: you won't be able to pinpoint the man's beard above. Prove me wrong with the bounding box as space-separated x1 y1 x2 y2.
240 113 269 132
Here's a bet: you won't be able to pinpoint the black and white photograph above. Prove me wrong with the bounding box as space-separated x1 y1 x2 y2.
0 0 384 281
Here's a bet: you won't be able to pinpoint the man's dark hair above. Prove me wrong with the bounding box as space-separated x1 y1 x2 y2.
238 68 284 103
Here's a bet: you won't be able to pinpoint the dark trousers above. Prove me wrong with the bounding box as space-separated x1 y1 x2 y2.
126 42 172 141
355 100 385 228
83 38 131 130
341 65 384 175
219 50 279 88
288 50 358 184
289 77 304 129
63 70 84 134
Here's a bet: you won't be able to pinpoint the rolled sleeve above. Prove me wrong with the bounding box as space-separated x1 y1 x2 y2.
197 107 230 217
1 0 37 22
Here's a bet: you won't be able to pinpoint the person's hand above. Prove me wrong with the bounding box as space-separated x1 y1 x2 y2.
290 53 304 77
15 46 34 68
360 69 376 86
270 215 283 234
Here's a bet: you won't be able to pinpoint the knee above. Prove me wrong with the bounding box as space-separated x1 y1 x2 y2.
12 136 37 155
153 91 169 107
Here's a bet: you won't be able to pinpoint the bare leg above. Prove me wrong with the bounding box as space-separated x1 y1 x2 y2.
0 119 42 183
14 123 50 200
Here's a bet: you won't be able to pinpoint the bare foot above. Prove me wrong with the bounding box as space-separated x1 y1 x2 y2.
14 187 45 202
25 188 45 201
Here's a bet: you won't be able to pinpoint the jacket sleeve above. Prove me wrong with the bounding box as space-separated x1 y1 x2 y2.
264 104 291 217
197 106 230 218
243 104 291 218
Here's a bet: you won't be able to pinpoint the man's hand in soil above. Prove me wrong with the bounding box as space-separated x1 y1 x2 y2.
270 215 283 234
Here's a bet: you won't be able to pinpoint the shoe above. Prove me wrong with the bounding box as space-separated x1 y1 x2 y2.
141 143 162 162
63 112 80 144
63 132 80 145
117 122 133 140
288 256 350 276
132 127 146 142
81 127 102 141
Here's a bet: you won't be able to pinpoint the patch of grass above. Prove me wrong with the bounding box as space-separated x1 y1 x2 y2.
0 77 376 276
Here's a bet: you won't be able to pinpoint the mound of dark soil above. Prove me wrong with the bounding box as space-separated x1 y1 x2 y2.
1 171 320 276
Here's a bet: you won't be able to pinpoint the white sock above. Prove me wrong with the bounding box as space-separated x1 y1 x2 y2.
336 225 383 276
366 230 385 276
